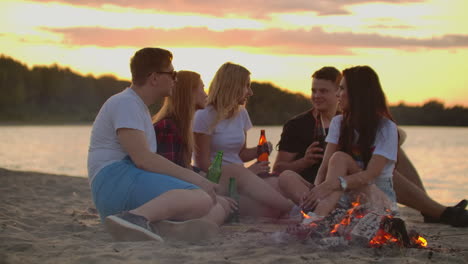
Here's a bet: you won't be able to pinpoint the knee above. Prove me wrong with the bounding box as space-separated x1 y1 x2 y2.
328 151 351 165
188 189 214 218
278 170 299 188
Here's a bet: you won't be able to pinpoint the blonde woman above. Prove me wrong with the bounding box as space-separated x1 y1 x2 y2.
192 63 298 217
154 70 295 218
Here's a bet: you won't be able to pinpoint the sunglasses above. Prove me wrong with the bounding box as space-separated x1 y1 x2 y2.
155 70 177 80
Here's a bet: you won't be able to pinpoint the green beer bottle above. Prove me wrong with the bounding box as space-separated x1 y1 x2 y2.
207 151 223 183
228 177 240 223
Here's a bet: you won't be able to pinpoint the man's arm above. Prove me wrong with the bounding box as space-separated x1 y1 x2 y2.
273 150 311 174
273 141 324 174
117 128 217 201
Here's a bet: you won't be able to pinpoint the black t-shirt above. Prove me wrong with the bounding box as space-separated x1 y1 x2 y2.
277 109 327 183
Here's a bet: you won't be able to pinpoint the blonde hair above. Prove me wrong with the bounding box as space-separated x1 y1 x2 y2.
207 62 251 131
153 71 201 168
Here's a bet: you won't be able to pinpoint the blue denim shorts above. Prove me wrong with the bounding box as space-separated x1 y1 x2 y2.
339 177 397 208
373 177 397 203
91 157 199 221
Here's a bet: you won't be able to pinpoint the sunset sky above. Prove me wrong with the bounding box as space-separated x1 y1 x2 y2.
1 0 468 106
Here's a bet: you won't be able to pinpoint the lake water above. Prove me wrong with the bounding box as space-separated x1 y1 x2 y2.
0 125 467 205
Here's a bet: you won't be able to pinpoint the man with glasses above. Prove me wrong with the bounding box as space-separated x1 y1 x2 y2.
88 47 230 242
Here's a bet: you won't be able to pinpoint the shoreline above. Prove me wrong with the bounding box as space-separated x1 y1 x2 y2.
1 168 467 263
1 122 468 128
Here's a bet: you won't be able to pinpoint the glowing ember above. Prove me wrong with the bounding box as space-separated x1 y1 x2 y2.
369 229 399 247
330 197 364 235
292 196 428 249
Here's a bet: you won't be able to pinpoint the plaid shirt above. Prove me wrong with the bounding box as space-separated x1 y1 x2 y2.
153 118 185 167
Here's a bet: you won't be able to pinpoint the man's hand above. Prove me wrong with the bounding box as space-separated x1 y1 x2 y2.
302 141 324 165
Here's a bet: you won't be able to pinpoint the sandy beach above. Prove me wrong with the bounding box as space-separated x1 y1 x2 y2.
1 167 467 264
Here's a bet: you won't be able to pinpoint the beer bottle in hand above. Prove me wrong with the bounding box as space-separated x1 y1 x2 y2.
228 177 240 223
257 129 269 177
207 151 223 183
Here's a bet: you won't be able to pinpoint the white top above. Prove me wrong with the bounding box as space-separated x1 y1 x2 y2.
87 88 157 184
326 115 398 179
193 105 253 165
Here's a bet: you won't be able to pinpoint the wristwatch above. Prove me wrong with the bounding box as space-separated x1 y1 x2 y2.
338 176 348 191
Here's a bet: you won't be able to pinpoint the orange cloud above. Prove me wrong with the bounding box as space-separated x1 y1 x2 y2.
41 26 468 55
29 0 426 16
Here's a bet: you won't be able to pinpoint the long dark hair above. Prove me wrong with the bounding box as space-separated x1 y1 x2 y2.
338 66 394 168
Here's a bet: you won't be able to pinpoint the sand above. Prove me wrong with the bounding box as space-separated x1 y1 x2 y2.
1 167 467 264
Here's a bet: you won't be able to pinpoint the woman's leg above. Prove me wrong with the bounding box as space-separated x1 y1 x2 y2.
217 164 294 217
313 151 362 216
278 170 313 205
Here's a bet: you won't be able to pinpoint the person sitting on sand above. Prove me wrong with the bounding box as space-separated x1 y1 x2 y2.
153 70 296 219
275 66 468 227
87 48 234 243
297 66 398 218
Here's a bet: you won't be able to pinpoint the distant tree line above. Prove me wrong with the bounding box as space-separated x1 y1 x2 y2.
1 55 468 126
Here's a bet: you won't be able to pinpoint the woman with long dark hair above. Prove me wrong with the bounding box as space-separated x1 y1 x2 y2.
301 65 398 219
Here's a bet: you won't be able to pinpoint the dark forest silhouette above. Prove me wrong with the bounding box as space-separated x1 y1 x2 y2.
1 55 467 126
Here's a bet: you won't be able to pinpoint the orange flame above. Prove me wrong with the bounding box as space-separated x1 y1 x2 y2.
369 229 399 247
330 197 362 234
412 236 428 248
301 210 310 219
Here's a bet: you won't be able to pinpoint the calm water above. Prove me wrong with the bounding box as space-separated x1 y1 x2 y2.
0 125 467 204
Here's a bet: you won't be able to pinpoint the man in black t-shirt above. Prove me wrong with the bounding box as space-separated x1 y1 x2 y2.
276 110 318 182
274 67 340 183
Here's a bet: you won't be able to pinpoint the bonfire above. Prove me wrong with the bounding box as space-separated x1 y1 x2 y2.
287 197 427 249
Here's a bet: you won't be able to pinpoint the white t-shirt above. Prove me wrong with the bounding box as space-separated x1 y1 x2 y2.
87 87 157 184
193 105 253 165
325 115 398 179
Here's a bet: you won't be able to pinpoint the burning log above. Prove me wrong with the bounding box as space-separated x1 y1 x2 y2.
350 212 382 246
289 199 428 249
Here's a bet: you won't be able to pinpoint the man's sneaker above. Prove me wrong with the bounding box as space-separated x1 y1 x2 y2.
105 212 164 242
150 219 219 243
423 199 468 224
440 201 468 227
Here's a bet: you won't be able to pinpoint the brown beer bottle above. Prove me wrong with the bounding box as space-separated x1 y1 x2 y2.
257 130 269 177
257 130 268 162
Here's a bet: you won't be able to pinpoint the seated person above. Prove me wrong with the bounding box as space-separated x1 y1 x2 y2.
275 66 468 227
88 48 231 242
